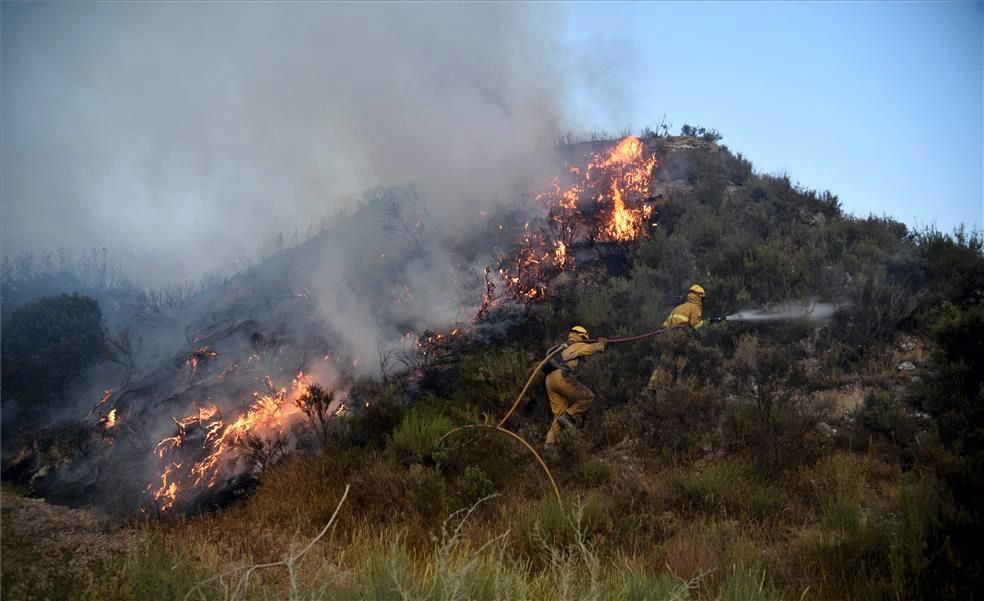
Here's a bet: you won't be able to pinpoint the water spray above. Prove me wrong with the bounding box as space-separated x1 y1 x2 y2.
721 302 839 323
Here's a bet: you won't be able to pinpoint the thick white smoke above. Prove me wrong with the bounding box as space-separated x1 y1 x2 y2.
3 3 577 285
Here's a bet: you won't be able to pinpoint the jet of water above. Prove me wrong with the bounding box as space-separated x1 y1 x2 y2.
725 302 839 322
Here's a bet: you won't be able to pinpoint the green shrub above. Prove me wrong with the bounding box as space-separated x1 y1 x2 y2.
834 268 919 359
456 347 532 415
680 462 780 520
388 407 453 465
1 292 105 408
515 494 576 557
723 337 821 470
336 380 405 449
908 300 984 599
638 380 723 464
886 472 946 598
800 453 943 599
109 539 214 601
856 389 918 446
807 453 867 535
406 464 447 525
579 459 613 487
715 562 783 601
915 226 984 304
452 465 496 510
361 543 416 601
617 569 691 600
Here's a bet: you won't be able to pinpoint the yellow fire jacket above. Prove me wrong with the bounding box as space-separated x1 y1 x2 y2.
663 292 704 330
558 339 607 374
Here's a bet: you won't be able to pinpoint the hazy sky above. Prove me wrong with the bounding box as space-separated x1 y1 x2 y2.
2 2 981 287
561 1 983 232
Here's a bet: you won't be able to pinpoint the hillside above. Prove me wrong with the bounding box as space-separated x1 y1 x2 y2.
2 132 983 600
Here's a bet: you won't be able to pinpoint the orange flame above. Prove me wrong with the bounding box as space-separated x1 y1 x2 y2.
186 347 217 377
96 388 113 409
150 372 318 510
499 135 657 302
590 136 656 241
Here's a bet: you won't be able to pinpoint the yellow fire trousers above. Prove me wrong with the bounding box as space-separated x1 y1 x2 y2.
545 370 595 444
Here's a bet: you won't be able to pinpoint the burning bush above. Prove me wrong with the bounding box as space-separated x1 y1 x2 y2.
496 135 659 305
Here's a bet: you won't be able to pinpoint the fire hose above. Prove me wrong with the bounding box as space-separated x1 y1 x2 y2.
496 323 693 428
438 323 692 506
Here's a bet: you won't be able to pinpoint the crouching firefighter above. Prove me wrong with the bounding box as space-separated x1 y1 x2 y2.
542 326 607 447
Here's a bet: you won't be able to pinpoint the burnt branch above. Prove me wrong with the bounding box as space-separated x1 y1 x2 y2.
233 431 289 475
378 349 397 382
475 266 502 322
376 185 427 256
105 327 142 389
295 384 337 450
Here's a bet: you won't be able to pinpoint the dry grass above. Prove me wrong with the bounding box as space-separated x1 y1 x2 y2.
1 485 143 599
1 430 912 600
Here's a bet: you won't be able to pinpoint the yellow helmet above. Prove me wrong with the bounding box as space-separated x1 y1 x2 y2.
688 284 706 298
569 325 589 340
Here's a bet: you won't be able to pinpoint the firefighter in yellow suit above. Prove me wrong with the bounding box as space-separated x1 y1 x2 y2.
648 284 706 391
544 326 607 446
663 284 705 330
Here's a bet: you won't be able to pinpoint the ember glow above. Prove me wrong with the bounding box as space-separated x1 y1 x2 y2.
500 136 658 301
149 372 326 511
95 388 113 409
186 347 218 377
102 407 118 429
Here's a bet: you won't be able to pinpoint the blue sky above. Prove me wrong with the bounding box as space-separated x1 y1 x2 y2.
557 1 983 232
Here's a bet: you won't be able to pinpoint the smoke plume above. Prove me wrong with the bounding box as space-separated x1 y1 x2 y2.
3 3 573 285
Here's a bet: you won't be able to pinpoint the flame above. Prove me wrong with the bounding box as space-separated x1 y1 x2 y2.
150 372 318 510
96 388 113 409
104 408 118 428
590 136 656 241
554 240 568 268
498 135 657 302
603 180 653 242
186 347 217 377
176 404 219 428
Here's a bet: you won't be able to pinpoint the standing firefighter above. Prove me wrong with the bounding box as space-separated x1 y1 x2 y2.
648 284 706 391
663 284 706 330
543 326 607 447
